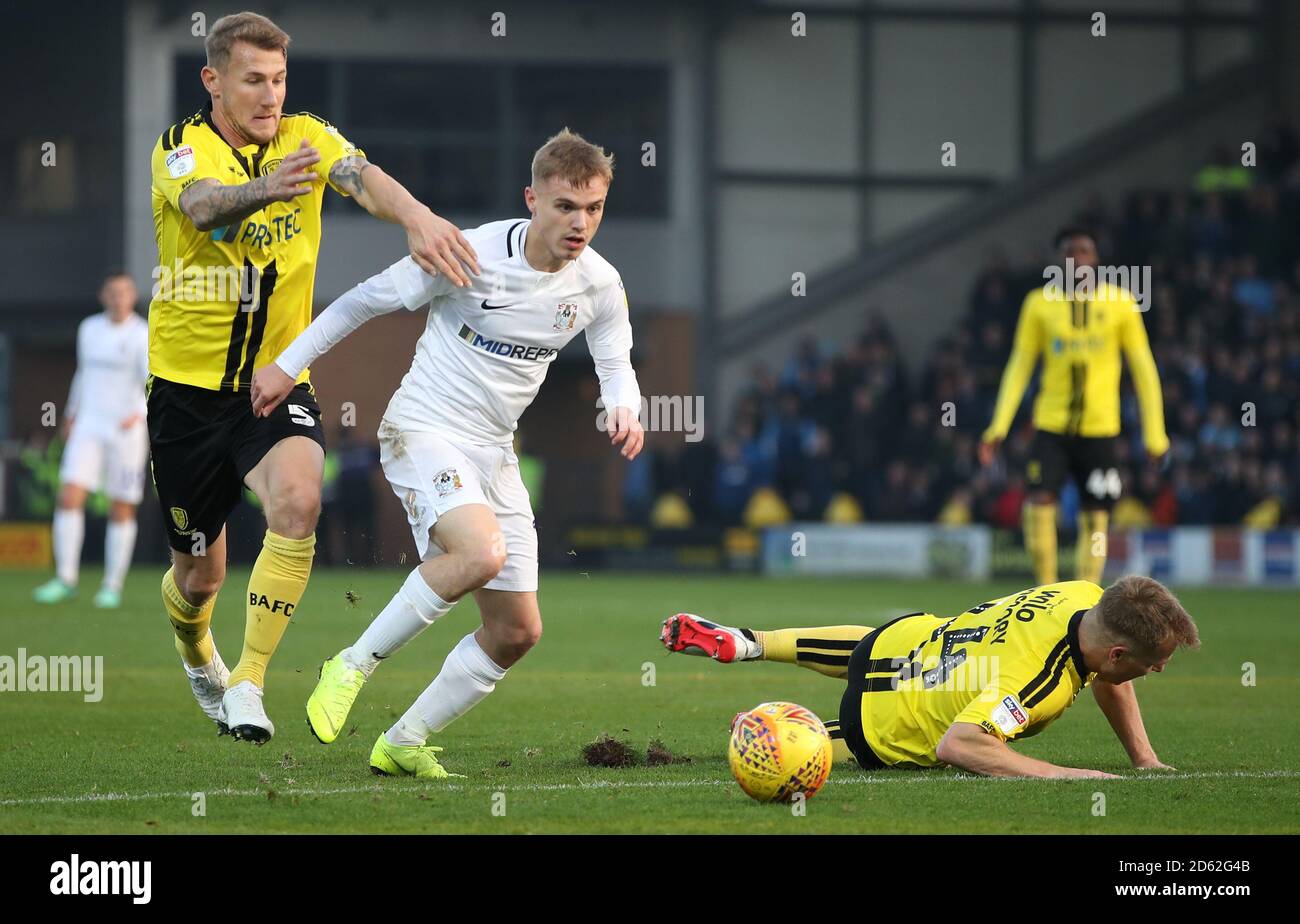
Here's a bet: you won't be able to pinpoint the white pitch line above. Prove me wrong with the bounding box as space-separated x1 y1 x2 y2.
1 769 1297 808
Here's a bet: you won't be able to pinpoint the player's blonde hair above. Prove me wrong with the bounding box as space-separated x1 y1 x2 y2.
1096 576 1200 653
531 128 614 189
206 12 291 72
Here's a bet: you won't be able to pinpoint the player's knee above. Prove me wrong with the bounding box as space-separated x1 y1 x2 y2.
493 619 541 662
463 544 507 588
268 483 321 535
174 546 225 600
521 620 542 652
177 568 223 605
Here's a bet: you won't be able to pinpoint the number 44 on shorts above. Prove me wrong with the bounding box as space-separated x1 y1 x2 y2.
1086 467 1121 500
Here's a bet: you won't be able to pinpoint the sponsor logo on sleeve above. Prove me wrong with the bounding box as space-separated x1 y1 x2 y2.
991 694 1029 735
166 145 195 178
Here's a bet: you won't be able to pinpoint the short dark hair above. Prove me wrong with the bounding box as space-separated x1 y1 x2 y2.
531 128 614 188
205 12 291 72
1054 225 1096 250
1097 575 1200 654
101 269 132 286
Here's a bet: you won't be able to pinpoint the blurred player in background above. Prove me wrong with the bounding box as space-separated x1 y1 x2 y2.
979 228 1168 585
148 12 477 743
252 129 644 778
32 271 148 610
663 575 1198 778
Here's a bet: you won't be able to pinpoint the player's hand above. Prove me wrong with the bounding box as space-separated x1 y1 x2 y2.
264 139 321 202
119 413 142 431
606 405 644 461
1069 768 1123 779
405 207 480 287
250 364 295 418
1133 758 1176 771
978 438 1001 467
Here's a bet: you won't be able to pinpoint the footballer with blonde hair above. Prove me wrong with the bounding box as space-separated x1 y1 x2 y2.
147 11 476 744
663 575 1199 778
251 129 645 778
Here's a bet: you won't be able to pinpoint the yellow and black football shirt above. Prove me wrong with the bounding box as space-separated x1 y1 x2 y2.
851 581 1101 768
982 285 1169 455
149 103 362 392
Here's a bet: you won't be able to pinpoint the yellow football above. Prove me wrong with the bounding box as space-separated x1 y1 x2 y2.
727 701 833 803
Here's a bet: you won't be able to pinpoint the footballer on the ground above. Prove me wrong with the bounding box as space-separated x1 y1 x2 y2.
148 12 478 744
250 128 644 778
663 575 1199 779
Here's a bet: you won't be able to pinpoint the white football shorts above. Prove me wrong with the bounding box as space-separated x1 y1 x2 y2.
377 419 538 593
60 420 149 504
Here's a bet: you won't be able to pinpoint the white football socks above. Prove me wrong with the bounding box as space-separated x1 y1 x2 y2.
344 568 454 677
386 633 506 747
103 520 138 593
52 508 85 587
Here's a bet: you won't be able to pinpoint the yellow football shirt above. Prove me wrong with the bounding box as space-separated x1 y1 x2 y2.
856 581 1102 767
149 104 362 392
982 285 1169 454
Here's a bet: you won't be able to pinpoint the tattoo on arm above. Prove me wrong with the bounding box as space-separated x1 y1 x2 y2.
179 177 275 232
329 155 371 197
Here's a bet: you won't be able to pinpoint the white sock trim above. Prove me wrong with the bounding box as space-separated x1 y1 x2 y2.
455 632 507 684
405 568 453 625
385 633 507 745
345 568 455 675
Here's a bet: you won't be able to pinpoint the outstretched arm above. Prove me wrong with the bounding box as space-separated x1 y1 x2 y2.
250 259 431 417
330 155 480 287
1119 306 1170 460
593 352 645 460
936 722 1120 779
979 294 1042 465
1091 678 1172 770
180 139 321 231
584 278 643 460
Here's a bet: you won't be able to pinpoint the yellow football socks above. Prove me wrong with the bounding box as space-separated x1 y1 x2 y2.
163 567 215 668
1024 503 1059 585
823 718 854 765
756 626 872 679
1076 509 1110 584
228 530 316 689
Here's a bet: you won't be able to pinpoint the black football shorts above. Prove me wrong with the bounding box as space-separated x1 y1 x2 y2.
1025 430 1121 510
146 375 325 553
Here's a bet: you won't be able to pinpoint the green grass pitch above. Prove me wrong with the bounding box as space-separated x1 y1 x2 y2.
1 566 1297 834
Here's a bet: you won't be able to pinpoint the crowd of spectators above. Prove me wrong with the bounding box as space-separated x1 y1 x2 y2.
628 119 1300 530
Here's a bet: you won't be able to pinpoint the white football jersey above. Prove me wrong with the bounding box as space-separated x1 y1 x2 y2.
383 218 634 445
67 312 149 437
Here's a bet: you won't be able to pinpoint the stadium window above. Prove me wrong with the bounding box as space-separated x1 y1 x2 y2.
173 55 332 121
343 61 499 134
511 64 670 218
342 60 501 213
171 55 669 217
15 136 77 214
